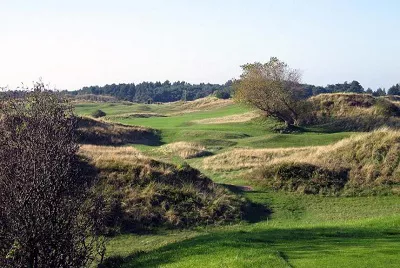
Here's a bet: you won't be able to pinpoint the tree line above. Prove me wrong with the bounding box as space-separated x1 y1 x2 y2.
69 79 400 103
69 80 233 103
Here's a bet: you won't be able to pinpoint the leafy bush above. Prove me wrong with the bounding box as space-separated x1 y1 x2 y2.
254 163 348 195
91 109 107 118
374 98 400 117
214 90 231 99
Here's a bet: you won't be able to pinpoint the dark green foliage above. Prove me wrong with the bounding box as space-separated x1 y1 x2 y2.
253 163 348 195
91 109 107 118
66 78 395 104
388 83 400 96
72 80 233 103
373 88 386 96
214 89 231 99
302 80 365 96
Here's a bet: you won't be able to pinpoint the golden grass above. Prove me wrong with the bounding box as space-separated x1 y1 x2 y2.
77 117 157 145
310 93 400 117
192 111 259 124
159 141 210 159
203 147 319 171
79 145 243 231
204 128 400 170
80 145 146 164
204 128 400 188
167 97 233 115
310 93 377 117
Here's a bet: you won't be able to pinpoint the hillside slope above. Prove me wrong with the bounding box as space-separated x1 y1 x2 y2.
249 129 400 195
79 145 245 233
308 93 400 131
77 117 161 145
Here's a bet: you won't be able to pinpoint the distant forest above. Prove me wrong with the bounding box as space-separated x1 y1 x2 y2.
69 80 400 103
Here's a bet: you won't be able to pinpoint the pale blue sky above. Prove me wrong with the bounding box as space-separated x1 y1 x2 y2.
1 0 399 90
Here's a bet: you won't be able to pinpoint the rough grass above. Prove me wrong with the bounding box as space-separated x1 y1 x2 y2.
102 192 400 268
79 145 245 233
77 117 161 146
192 111 259 124
106 112 167 120
158 142 212 159
248 128 400 195
74 96 400 267
203 147 315 171
167 97 233 115
308 93 400 131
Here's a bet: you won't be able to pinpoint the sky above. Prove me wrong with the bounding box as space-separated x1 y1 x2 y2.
1 0 399 90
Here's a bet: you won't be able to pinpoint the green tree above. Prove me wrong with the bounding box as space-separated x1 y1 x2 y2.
388 84 400 95
373 88 386 96
348 80 364 93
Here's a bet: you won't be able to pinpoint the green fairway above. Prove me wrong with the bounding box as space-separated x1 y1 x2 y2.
75 100 400 267
103 193 400 268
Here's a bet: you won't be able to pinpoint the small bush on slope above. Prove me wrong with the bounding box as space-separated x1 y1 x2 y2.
91 109 107 118
76 117 160 145
250 129 400 195
79 145 244 233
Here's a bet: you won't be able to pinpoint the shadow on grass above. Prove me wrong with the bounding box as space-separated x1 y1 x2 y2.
100 226 400 268
220 184 272 223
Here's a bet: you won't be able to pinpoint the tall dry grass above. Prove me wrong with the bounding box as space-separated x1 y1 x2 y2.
203 128 400 194
158 142 211 159
192 111 259 125
79 145 244 232
77 117 159 145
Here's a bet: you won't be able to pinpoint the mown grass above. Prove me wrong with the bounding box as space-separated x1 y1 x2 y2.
103 192 400 268
75 98 400 267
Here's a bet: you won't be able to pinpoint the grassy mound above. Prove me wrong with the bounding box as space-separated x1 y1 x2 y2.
203 147 313 171
167 97 233 115
250 129 400 195
308 93 400 131
79 145 244 233
77 117 160 145
158 142 212 159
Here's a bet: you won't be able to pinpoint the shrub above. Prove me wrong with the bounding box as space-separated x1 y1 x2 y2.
255 162 348 195
91 109 107 118
0 84 105 267
374 98 400 117
215 90 231 99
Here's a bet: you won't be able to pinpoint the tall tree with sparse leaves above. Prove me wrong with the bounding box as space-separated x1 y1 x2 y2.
234 57 308 126
0 83 106 268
